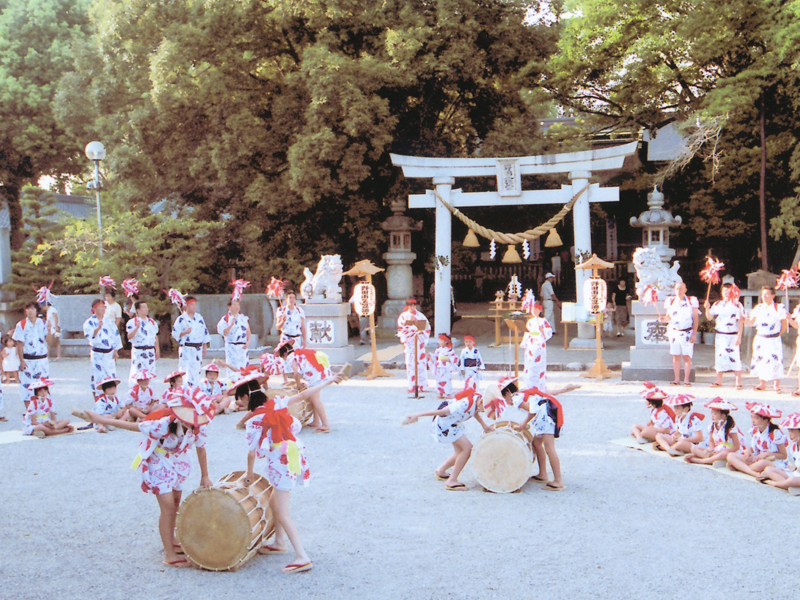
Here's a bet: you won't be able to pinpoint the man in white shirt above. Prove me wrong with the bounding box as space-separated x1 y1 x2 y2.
104 289 123 327
540 273 561 335
661 282 699 387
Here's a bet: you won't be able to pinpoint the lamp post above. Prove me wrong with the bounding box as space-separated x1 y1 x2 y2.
84 141 106 256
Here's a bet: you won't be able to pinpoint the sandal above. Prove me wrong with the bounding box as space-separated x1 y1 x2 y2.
543 483 566 491
313 427 331 434
736 384 743 390
163 558 191 568
710 382 722 388
445 483 468 491
530 475 550 483
669 381 679 386
774 388 782 395
753 385 766 391
434 471 449 481
258 544 288 555
792 390 800 397
683 383 692 387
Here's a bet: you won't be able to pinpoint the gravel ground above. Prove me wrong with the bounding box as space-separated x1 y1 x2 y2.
1 358 798 600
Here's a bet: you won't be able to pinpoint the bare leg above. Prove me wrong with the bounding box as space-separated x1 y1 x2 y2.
156 492 187 566
306 390 329 430
541 435 563 487
270 489 310 567
445 436 472 487
683 356 691 384
672 355 680 384
436 453 457 478
760 465 788 484
638 425 661 442
532 436 548 480
727 453 758 476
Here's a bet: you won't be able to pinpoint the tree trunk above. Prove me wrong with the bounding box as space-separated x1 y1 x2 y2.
1 180 24 252
759 96 768 271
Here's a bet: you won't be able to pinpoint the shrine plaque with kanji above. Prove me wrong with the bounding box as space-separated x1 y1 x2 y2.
306 320 335 345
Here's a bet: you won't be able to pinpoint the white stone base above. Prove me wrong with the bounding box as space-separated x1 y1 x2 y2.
302 302 355 365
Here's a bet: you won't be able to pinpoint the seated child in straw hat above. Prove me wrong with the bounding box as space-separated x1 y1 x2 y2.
94 377 127 433
654 394 705 456
124 370 157 421
759 413 800 490
404 387 492 491
685 398 744 464
631 383 675 444
726 402 787 477
24 378 73 438
198 363 230 413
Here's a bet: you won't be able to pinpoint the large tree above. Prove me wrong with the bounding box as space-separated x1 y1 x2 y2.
0 0 93 249
54 0 558 286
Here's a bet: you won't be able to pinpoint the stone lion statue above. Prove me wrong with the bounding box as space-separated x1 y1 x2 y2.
632 247 682 299
300 254 344 303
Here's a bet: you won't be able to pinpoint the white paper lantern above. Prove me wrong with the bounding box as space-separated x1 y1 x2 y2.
583 277 608 314
353 283 376 317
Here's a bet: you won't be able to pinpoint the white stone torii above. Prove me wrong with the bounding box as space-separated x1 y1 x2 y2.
390 141 638 341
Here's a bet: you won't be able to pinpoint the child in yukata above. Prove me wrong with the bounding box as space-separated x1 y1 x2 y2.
243 375 343 574
459 335 485 390
654 394 705 456
631 384 675 444
23 378 73 438
727 402 787 477
404 387 493 492
77 390 215 568
198 363 230 413
760 413 800 490
433 333 459 399
94 377 127 433
161 371 188 406
685 399 744 465
124 370 157 421
514 386 566 491
276 341 337 434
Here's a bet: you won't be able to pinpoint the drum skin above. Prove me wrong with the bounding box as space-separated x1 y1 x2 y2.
471 422 535 493
176 471 274 571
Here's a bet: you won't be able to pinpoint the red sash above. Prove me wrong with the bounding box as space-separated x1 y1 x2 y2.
522 387 564 431
252 399 295 445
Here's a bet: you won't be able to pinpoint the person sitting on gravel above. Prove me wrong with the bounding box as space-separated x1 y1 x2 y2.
197 363 230 414
759 413 800 490
124 370 157 421
631 384 674 444
654 394 705 456
93 377 127 433
23 378 73 438
685 398 744 465
726 402 787 478
404 387 493 491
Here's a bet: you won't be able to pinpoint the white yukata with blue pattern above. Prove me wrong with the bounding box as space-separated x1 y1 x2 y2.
217 313 249 378
83 315 123 396
12 318 50 404
127 316 159 384
171 312 211 388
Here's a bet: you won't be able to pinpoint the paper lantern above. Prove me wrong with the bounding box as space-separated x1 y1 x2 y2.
583 277 607 314
353 283 376 317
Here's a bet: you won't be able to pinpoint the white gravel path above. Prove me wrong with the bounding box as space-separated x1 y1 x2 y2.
1 359 798 600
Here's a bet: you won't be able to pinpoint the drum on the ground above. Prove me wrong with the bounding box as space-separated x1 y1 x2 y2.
269 388 313 426
176 470 275 571
471 421 536 493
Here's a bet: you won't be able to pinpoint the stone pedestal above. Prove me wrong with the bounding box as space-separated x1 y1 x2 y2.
302 302 354 364
379 249 415 330
622 301 694 382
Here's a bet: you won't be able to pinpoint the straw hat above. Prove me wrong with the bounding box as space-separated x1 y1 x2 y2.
745 402 782 419
704 398 738 411
164 371 186 383
779 413 800 429
666 393 695 407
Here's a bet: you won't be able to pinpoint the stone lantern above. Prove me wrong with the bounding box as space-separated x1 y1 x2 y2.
378 199 423 330
629 185 682 264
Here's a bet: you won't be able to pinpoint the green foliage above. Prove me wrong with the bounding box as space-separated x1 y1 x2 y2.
0 0 94 247
6 185 67 309
30 192 223 318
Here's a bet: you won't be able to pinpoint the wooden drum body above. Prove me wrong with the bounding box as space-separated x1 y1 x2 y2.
176 471 275 571
471 421 536 493
288 398 313 426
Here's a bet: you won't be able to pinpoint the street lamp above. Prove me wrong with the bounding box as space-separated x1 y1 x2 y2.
85 141 106 256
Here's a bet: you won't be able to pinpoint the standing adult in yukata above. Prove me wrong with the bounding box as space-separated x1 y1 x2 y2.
520 303 553 391
662 282 699 387
397 298 431 394
540 273 561 335
171 296 211 388
13 302 52 406
83 299 123 398
217 298 252 379
704 282 744 389
127 300 160 384
276 291 307 349
747 286 787 393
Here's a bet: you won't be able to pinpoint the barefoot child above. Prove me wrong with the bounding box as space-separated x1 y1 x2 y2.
685 398 743 465
404 387 493 491
514 387 567 490
761 413 800 490
726 402 787 477
458 335 485 390
631 384 675 444
24 378 73 437
433 333 458 399
124 370 157 421
94 377 127 433
76 390 215 568
654 394 705 456
243 375 343 574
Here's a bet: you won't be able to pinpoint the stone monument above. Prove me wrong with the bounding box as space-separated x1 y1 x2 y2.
622 186 686 381
378 198 422 332
300 254 354 364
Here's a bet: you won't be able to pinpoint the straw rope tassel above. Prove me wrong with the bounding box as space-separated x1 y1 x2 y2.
434 183 590 244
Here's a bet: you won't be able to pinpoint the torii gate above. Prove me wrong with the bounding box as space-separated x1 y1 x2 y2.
390 141 638 342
